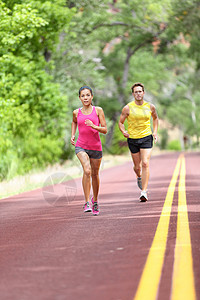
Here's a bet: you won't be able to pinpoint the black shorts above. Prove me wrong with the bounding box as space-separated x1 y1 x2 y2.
75 146 102 159
127 135 153 154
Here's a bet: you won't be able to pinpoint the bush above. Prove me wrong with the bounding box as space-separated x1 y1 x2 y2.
158 128 168 150
0 1 74 180
108 121 129 155
167 140 182 151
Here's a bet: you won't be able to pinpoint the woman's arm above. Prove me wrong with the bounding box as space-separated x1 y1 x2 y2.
85 107 107 134
71 110 78 146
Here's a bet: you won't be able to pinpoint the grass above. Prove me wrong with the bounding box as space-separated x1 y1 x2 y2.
0 154 130 200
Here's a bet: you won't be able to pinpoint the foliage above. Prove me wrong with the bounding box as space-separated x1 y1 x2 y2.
52 0 200 153
0 0 75 179
167 0 200 68
53 0 175 151
108 121 129 155
158 129 169 150
1 0 200 181
167 140 182 151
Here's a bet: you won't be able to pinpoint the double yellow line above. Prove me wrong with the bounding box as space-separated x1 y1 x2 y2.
134 154 196 300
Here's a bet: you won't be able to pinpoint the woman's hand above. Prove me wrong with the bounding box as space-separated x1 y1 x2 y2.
85 119 95 128
70 135 76 146
85 107 107 134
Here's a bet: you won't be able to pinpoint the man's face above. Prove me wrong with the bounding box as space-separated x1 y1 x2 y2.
133 86 144 101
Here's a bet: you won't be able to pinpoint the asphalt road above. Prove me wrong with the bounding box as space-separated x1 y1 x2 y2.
0 152 199 300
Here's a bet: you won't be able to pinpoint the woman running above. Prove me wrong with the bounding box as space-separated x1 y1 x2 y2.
71 86 107 215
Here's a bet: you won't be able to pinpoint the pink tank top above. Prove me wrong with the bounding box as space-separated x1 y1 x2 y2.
76 106 102 151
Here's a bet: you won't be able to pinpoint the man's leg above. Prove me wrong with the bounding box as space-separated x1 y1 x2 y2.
140 148 152 191
130 151 142 178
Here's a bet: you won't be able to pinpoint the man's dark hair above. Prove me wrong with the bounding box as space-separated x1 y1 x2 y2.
131 83 144 93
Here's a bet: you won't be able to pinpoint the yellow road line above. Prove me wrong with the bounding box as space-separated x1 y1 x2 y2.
134 156 181 300
171 156 196 300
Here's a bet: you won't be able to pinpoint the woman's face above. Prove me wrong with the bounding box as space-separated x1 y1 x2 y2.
79 89 93 106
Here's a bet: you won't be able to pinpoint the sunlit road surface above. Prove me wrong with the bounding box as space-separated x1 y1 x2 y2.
0 152 199 300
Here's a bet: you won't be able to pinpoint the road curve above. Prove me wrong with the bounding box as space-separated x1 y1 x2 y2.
0 152 199 300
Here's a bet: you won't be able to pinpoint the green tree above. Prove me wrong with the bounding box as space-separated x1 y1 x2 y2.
0 1 75 179
166 0 200 69
156 0 200 146
59 0 172 148
49 0 200 155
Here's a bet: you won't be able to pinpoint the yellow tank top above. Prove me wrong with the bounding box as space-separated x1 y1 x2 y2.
127 101 152 138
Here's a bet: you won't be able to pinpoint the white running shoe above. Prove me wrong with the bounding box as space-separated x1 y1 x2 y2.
140 191 148 202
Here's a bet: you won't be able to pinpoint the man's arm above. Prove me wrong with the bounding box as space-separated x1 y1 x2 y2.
150 104 159 143
118 105 130 138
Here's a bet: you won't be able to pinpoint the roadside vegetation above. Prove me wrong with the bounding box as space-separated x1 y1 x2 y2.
0 0 200 183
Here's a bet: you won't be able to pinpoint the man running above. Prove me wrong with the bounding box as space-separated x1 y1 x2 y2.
118 82 158 202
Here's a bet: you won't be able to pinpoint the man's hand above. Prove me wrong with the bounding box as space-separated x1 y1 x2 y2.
123 130 129 138
153 133 158 143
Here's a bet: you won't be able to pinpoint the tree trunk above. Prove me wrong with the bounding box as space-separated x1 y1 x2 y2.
105 111 120 149
105 47 133 148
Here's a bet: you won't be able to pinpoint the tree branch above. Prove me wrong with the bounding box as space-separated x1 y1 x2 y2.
129 26 167 56
93 22 129 30
90 21 167 36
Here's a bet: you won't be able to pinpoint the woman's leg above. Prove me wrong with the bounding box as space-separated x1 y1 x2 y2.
76 152 91 202
90 158 102 202
140 148 152 191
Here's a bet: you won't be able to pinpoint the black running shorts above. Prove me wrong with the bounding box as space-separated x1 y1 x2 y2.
75 146 102 159
127 135 153 154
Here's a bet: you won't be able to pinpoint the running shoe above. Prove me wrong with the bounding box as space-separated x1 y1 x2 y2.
91 197 99 216
140 191 148 202
83 201 92 212
137 177 142 190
